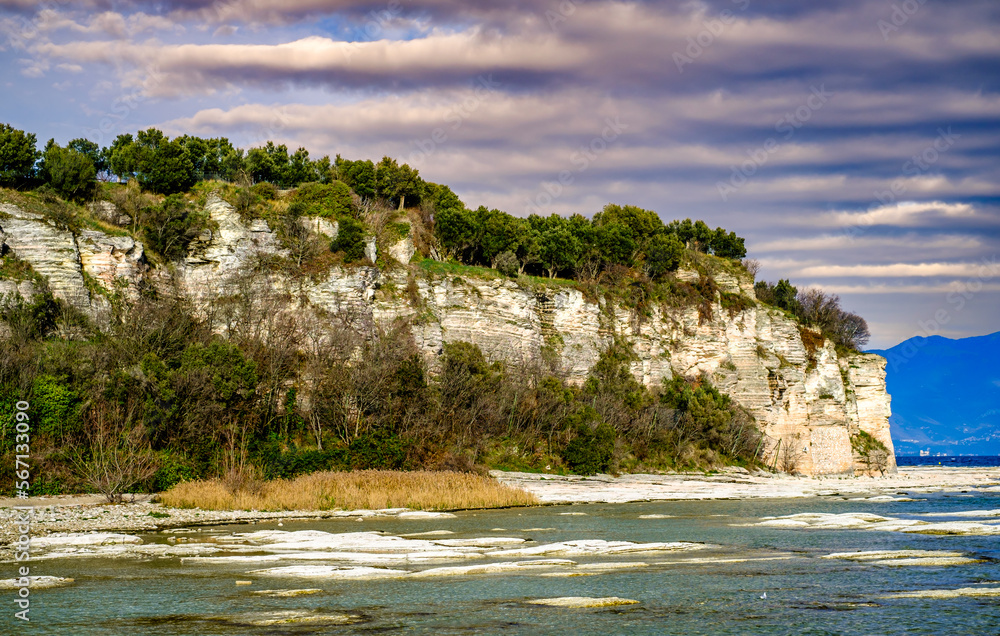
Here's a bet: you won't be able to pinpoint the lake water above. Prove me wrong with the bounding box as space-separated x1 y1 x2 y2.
10 486 1000 635
896 456 1000 468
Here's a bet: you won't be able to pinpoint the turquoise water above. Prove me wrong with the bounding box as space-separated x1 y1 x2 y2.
8 488 1000 635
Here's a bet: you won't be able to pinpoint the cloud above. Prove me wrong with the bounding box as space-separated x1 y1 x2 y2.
752 234 984 253
3 0 1000 346
768 260 993 279
817 282 1000 295
824 201 977 228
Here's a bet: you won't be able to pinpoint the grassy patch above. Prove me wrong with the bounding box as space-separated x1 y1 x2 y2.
160 469 539 511
720 291 754 317
418 258 500 280
0 253 45 285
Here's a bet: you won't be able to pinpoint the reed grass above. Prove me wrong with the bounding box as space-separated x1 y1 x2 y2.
160 470 538 511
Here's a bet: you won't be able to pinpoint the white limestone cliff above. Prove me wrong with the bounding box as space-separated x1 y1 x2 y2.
0 196 894 476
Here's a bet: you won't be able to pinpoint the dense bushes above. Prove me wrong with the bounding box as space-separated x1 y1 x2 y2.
331 217 367 262
142 195 210 260
293 181 353 218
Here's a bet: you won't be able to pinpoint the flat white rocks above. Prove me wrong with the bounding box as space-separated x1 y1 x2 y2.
29 533 143 548
885 587 1000 599
248 565 408 579
0 576 74 589
821 550 980 567
745 512 1000 535
487 539 704 557
409 559 575 577
527 597 639 607
250 589 323 597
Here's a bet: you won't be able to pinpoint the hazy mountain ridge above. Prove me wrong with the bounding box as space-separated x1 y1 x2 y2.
870 332 1000 455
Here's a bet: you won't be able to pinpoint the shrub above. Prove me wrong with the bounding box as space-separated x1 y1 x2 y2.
344 431 410 470
149 450 199 492
495 250 520 277
32 375 82 442
720 291 754 317
330 217 367 262
0 290 59 340
294 181 352 218
851 430 890 476
563 421 615 475
252 181 278 200
142 195 209 260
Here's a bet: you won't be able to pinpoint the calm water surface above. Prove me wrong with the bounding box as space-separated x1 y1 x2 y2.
8 487 1000 635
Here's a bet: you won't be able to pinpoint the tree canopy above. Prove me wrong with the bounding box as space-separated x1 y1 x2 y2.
2 121 756 287
39 141 96 202
0 124 38 188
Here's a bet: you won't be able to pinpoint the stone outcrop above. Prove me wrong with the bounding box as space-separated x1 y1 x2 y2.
1 204 93 310
0 196 895 476
175 194 286 306
78 230 146 302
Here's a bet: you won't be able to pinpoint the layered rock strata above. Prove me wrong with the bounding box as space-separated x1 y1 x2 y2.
0 197 894 475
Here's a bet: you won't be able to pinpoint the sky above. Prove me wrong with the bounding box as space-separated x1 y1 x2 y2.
1 0 998 349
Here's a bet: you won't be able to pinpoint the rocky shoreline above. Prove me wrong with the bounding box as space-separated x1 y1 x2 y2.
2 466 997 548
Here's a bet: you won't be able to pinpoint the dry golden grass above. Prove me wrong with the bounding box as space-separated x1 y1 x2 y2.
160 470 538 512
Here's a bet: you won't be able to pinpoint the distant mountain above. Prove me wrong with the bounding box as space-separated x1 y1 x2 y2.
869 332 1000 456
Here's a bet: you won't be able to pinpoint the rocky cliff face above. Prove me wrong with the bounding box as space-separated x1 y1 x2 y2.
0 196 895 476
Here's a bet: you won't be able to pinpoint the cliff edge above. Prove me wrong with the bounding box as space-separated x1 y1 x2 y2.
0 194 895 476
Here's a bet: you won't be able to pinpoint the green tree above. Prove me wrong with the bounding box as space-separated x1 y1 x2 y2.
710 227 747 259
424 182 464 213
434 206 476 262
40 141 96 202
668 218 714 251
108 134 140 182
754 278 798 312
539 225 581 279
476 207 523 268
644 233 684 279
593 204 662 247
0 123 38 187
66 138 107 174
285 147 315 187
245 147 277 184
593 223 636 267
140 138 197 195
335 156 376 200
375 156 423 208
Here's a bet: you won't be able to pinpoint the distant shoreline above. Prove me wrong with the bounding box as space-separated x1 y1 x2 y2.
1 466 997 547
